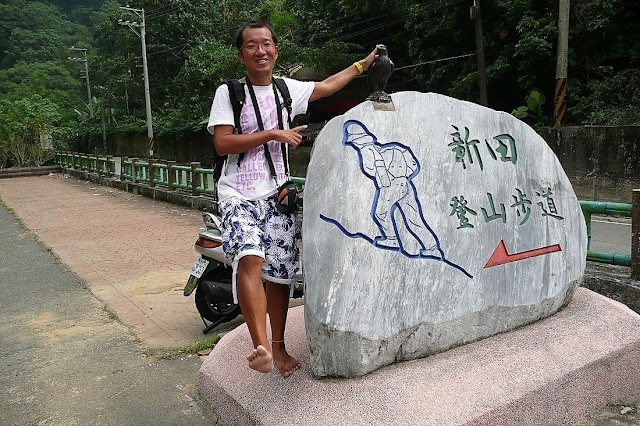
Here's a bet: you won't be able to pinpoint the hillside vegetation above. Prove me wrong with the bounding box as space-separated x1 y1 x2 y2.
1 0 638 167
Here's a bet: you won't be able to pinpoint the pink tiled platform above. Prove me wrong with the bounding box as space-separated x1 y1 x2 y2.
199 288 640 425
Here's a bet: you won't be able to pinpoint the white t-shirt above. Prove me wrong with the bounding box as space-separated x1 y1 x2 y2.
207 77 315 202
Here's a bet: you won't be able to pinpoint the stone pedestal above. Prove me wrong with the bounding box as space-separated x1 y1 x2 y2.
198 289 640 425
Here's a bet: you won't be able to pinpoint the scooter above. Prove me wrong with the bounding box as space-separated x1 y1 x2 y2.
183 211 304 334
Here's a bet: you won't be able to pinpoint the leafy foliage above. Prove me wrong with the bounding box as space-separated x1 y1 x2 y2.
0 95 61 167
0 0 639 160
512 89 550 127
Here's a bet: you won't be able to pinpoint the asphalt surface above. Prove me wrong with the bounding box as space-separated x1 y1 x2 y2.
590 216 633 255
0 205 218 425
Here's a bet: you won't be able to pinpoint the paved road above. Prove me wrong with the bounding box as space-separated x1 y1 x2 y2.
590 216 632 255
0 174 208 349
0 204 218 425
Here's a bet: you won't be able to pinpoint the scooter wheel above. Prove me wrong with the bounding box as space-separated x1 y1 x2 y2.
194 284 241 324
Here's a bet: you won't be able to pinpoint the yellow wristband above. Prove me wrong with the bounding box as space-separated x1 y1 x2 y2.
353 61 364 75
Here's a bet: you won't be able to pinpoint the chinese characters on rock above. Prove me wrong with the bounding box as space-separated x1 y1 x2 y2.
448 125 564 230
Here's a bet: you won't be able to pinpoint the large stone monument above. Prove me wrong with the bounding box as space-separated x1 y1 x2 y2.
303 92 587 378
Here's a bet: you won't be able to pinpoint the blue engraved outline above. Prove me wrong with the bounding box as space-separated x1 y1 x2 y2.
319 119 473 279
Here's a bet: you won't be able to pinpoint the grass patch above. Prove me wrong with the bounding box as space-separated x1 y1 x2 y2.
156 329 231 359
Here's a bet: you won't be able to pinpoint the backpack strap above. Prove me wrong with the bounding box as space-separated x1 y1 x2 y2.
224 79 247 169
245 77 279 182
225 79 245 135
272 77 293 176
211 80 246 181
272 77 293 128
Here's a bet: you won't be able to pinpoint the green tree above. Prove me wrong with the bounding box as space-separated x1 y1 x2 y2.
0 95 61 167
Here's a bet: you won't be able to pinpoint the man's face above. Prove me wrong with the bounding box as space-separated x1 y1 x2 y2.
237 27 279 78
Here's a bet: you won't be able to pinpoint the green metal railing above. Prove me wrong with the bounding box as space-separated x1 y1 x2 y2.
193 167 215 195
56 153 223 198
580 200 632 267
152 162 169 186
56 152 116 177
56 152 307 200
55 152 638 274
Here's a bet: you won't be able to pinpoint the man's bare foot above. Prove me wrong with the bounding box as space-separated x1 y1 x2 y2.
272 342 300 378
247 345 273 373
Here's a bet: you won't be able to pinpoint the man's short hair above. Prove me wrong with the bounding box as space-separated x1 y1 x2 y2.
235 21 278 50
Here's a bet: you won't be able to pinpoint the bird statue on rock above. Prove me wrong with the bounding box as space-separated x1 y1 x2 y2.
367 44 395 103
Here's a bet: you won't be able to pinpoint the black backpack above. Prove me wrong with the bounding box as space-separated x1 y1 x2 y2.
211 77 293 181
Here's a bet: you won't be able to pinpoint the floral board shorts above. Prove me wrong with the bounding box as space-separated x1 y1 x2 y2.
218 194 301 286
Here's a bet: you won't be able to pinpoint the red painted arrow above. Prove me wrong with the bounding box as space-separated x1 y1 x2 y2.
484 240 562 268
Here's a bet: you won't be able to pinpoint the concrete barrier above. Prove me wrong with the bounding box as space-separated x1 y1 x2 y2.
0 165 61 179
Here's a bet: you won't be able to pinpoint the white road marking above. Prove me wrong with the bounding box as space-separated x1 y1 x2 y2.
592 219 631 226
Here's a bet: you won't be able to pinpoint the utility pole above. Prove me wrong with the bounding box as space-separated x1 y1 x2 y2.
118 7 154 158
470 0 488 106
554 0 570 127
97 85 107 154
68 46 94 118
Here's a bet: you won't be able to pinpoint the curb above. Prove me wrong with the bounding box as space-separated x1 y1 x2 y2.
583 262 640 313
0 165 61 179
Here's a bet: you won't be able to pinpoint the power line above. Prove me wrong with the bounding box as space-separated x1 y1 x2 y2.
147 4 174 14
395 53 476 71
145 4 179 19
147 10 179 20
149 76 216 91
147 51 475 92
135 1 468 66
147 43 190 56
310 0 467 47
118 2 476 107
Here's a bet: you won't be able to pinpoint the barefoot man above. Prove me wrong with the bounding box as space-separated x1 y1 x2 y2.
207 21 377 377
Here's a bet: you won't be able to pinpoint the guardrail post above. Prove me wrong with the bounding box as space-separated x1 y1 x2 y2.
191 162 201 196
121 156 128 181
131 158 138 183
106 155 113 177
149 159 156 187
167 161 176 191
632 189 639 281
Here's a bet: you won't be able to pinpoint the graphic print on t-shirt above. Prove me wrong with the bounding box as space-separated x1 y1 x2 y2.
236 91 287 192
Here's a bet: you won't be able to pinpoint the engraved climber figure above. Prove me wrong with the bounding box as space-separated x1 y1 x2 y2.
342 120 442 258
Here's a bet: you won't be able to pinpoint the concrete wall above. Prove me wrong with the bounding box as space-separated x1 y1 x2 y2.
78 131 216 168
539 126 640 203
85 125 640 203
